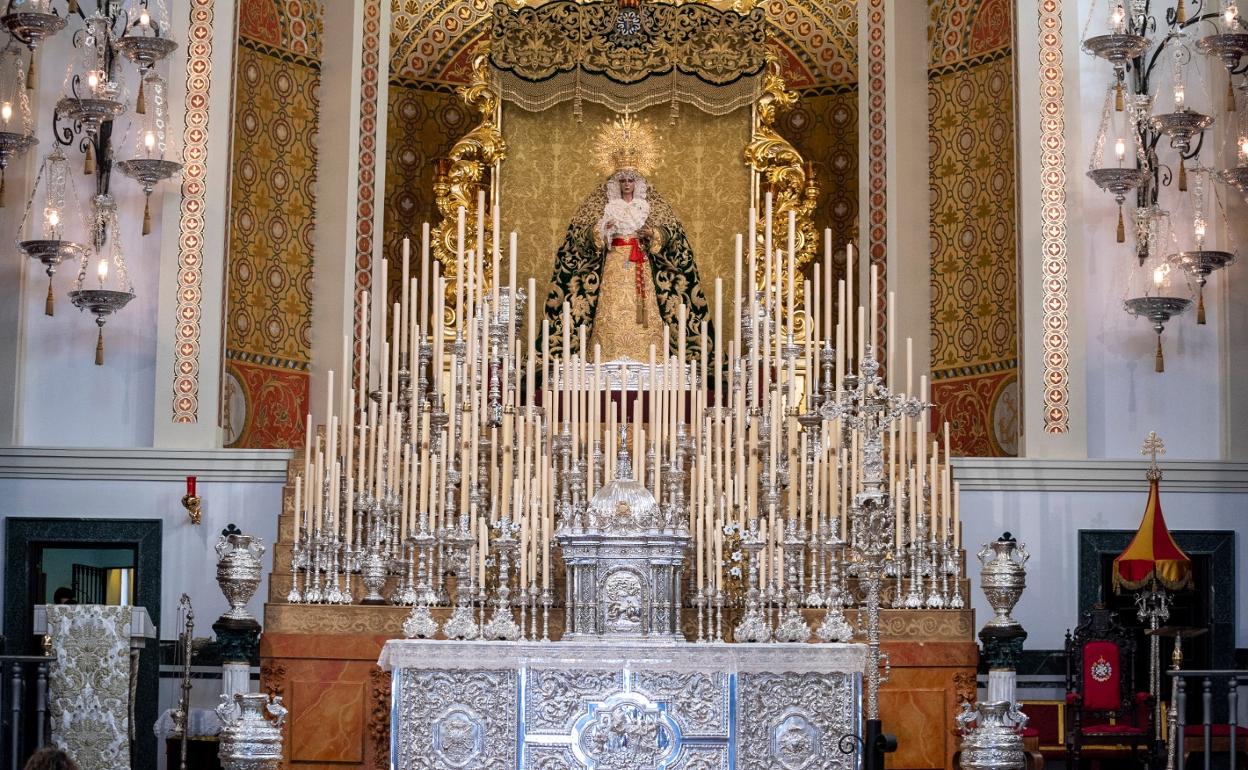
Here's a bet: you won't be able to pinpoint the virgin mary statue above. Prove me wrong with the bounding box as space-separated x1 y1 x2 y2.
544 114 710 361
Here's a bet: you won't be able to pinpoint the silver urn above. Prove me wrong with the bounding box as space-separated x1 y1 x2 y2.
977 534 1028 629
957 700 1027 770
216 692 287 770
216 532 265 622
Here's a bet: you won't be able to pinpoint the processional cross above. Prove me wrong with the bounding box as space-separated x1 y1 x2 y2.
1141 431 1165 480
818 346 926 721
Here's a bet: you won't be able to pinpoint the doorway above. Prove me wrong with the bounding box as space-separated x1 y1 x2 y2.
3 518 161 770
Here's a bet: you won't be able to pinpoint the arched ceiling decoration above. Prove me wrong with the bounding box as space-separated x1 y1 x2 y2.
927 0 1012 68
388 0 856 89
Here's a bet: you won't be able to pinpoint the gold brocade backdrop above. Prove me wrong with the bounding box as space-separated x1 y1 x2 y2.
383 80 466 313
927 0 1019 457
223 0 323 448
501 101 751 347
783 87 858 263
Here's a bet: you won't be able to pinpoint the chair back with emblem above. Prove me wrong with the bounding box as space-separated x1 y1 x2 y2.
1064 606 1153 770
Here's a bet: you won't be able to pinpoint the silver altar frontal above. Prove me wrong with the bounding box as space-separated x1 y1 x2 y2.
380 639 865 770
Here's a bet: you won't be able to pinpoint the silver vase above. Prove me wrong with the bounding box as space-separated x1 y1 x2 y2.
216 533 266 622
977 534 1028 628
957 700 1027 770
216 692 287 770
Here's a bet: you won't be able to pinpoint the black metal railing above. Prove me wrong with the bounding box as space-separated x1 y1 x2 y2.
1 656 54 770
1170 669 1246 770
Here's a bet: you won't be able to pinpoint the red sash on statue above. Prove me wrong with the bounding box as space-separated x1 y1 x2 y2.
612 237 647 301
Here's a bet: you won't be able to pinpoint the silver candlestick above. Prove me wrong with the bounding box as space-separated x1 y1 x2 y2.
482 518 522 640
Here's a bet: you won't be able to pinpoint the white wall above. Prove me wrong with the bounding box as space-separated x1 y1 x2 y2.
957 458 1248 650
1071 0 1231 460
4 9 179 447
0 448 289 639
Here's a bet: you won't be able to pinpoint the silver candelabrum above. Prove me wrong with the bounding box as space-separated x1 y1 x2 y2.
818 345 926 721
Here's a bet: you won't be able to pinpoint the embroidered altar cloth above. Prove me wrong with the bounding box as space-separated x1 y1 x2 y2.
380 640 865 770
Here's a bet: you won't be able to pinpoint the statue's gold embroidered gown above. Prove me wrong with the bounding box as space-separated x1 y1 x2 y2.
590 241 664 361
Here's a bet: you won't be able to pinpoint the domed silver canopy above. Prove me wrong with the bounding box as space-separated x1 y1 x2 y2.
585 443 662 533
557 431 689 640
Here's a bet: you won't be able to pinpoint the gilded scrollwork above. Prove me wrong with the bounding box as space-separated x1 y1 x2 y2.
744 48 819 336
430 43 507 326
489 1 766 86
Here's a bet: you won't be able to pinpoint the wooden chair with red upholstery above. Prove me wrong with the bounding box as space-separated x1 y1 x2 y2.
1065 606 1155 770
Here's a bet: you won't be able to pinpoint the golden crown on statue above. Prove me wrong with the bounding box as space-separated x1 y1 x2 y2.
592 112 660 177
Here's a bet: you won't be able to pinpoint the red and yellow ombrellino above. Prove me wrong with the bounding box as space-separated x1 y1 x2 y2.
1112 476 1193 592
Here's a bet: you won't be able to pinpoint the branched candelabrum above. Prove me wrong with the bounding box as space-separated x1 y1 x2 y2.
441 514 480 641
733 522 773 643
819 345 926 721
947 540 964 609
359 493 391 605
483 517 523 640
816 532 854 642
775 520 812 642
905 511 930 609
286 524 307 603
401 525 439 638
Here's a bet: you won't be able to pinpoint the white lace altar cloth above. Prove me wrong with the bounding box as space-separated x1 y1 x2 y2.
46 605 133 770
380 640 865 770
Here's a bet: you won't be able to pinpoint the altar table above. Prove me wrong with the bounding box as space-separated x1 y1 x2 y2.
379 639 865 770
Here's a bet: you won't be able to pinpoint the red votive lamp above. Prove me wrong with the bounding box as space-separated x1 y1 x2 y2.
186 475 197 497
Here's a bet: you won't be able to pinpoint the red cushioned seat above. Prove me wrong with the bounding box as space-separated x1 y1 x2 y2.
1082 723 1147 735
1022 727 1040 737
1183 724 1248 737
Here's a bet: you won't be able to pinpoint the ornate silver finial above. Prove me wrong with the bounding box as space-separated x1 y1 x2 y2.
1141 431 1165 480
616 424 633 480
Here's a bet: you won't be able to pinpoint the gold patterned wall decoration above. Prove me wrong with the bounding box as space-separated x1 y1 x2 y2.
927 0 1019 457
354 0 384 398
499 100 750 346
223 0 323 448
866 0 887 357
785 87 857 264
172 0 215 424
1038 0 1069 434
383 81 467 311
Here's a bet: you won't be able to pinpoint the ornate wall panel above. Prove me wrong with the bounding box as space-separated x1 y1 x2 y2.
382 82 465 311
353 0 384 389
172 0 215 423
1037 0 1069 434
866 0 887 355
224 0 323 448
927 0 1019 457
784 88 858 257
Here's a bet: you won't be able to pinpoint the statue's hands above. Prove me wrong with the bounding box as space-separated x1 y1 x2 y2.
636 225 653 240
605 220 617 234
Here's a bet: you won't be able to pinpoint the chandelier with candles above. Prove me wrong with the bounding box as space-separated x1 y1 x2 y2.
2 0 180 364
283 192 965 721
1084 0 1246 372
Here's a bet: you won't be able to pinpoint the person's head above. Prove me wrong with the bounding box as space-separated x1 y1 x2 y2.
618 172 637 199
23 748 79 770
52 587 74 605
608 170 646 202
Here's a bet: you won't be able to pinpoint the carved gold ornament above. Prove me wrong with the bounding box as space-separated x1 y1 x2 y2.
744 48 819 335
430 43 507 326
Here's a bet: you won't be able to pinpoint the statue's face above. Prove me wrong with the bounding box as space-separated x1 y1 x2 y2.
619 176 636 197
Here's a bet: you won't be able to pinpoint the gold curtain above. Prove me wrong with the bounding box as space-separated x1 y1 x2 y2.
501 100 750 347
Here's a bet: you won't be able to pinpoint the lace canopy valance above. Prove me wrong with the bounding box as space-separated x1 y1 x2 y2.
490 0 767 115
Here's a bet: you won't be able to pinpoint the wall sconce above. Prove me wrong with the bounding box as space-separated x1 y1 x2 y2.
182 475 201 525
